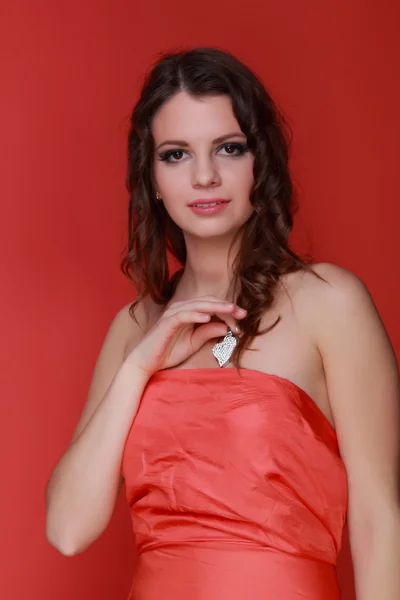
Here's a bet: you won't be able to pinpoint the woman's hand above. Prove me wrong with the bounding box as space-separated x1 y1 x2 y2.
127 296 247 377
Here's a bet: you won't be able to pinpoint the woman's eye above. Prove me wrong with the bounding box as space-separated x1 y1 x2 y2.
157 142 248 164
218 143 247 156
158 149 187 163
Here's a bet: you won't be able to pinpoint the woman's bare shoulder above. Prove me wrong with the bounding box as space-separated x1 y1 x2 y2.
281 261 366 300
286 261 377 341
123 295 164 359
276 261 370 332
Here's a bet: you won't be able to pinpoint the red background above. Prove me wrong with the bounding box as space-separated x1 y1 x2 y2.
1 1 399 598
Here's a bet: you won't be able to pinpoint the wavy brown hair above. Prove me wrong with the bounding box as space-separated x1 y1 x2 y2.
121 46 326 368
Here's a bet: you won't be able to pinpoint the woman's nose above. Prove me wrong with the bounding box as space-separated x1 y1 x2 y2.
191 156 221 187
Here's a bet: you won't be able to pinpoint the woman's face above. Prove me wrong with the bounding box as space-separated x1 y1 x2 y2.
152 91 255 239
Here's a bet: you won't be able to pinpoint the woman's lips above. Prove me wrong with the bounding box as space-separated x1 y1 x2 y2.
188 200 230 215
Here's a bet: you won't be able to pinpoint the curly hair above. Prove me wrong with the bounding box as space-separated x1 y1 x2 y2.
120 46 325 367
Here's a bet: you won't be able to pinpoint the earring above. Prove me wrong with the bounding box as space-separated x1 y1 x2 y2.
156 192 162 201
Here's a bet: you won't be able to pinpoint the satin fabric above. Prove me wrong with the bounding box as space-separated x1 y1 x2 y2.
122 368 348 599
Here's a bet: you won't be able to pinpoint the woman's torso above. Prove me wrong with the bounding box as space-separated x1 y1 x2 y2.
121 266 348 599
123 267 334 429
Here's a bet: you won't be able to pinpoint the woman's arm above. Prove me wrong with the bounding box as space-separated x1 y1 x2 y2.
45 302 149 556
312 263 400 600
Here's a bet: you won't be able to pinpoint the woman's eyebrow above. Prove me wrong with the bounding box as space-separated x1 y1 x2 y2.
155 132 246 151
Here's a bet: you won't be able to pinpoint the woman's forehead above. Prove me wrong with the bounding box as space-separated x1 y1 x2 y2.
152 93 239 142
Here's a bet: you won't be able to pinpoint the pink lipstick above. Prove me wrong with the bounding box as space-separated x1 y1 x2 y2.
188 198 230 216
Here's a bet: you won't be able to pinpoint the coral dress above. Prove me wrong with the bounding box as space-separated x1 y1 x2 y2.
122 368 348 600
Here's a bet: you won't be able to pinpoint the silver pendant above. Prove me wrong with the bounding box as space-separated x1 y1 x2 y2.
212 330 238 368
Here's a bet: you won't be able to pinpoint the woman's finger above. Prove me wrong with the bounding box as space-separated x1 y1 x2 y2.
190 322 229 352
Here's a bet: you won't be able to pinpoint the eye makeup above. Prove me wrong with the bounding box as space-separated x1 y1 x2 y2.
157 142 249 164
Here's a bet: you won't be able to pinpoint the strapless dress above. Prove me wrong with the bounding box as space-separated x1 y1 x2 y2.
122 368 348 599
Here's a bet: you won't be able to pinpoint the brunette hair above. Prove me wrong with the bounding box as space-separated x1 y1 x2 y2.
121 46 325 367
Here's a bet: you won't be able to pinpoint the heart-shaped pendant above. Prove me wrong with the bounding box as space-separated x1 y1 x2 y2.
212 330 238 368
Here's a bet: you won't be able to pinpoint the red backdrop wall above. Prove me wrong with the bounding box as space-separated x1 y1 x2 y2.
1 1 398 598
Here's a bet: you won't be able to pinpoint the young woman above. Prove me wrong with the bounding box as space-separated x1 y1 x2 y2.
46 47 400 600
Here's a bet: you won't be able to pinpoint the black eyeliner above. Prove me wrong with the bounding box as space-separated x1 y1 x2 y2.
157 142 248 163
